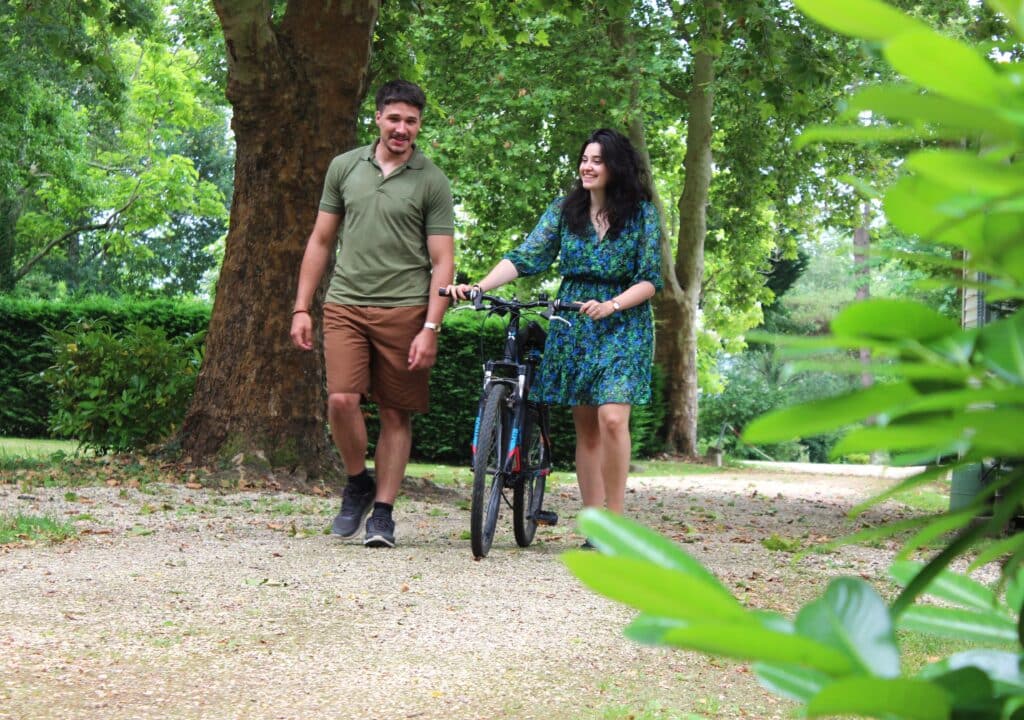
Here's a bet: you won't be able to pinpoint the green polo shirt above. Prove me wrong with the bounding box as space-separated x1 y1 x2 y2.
319 142 454 306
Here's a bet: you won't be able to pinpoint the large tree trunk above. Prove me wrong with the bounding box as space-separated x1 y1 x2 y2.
180 0 379 477
657 29 717 457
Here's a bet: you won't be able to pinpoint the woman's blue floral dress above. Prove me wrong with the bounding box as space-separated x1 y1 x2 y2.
505 198 663 406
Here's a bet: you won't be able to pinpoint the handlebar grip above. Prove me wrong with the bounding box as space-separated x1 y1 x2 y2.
438 287 451 297
554 300 583 312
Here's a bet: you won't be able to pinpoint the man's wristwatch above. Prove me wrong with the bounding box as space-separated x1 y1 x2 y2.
423 321 440 333
611 300 621 313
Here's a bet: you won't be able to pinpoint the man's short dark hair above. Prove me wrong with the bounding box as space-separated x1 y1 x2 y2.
375 80 426 112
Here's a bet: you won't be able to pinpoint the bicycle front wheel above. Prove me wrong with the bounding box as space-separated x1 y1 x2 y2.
471 384 509 558
513 404 548 547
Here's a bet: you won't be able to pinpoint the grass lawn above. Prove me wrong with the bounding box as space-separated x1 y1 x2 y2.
0 437 79 460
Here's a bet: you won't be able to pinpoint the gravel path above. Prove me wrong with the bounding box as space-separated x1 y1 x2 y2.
1 469 932 719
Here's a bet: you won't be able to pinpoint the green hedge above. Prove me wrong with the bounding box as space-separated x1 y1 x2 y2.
1 297 663 464
0 297 211 437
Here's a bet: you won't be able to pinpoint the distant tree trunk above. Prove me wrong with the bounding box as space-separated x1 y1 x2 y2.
0 198 15 291
607 19 685 457
180 0 379 476
853 203 871 389
658 14 718 457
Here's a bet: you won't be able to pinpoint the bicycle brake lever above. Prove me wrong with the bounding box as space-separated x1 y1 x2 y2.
549 314 572 327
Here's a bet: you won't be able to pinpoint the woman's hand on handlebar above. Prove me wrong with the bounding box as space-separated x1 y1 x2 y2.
442 283 479 302
579 299 616 320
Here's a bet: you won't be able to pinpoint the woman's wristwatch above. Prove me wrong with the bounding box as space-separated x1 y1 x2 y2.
423 321 440 333
611 300 621 312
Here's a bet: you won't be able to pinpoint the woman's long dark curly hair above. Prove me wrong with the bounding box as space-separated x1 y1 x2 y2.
561 128 653 241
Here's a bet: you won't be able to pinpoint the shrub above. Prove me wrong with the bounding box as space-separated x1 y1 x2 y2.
45 320 204 452
0 296 210 437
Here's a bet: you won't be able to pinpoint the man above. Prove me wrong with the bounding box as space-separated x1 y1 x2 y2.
290 80 455 548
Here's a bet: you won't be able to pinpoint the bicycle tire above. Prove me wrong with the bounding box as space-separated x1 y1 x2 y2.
513 404 547 547
471 384 509 558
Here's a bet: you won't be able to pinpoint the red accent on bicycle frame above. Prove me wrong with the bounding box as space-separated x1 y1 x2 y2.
507 446 521 472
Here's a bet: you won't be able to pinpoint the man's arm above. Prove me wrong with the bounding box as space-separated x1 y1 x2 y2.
408 233 455 370
290 211 342 351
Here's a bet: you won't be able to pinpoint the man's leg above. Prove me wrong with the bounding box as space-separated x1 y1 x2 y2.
322 304 376 538
362 405 410 548
373 405 412 504
327 392 369 475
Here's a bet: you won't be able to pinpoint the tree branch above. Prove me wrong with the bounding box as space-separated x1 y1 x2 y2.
13 176 145 283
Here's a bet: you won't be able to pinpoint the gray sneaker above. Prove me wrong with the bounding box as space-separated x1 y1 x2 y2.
331 483 375 538
364 511 396 548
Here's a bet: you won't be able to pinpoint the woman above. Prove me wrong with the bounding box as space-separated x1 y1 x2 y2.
446 128 663 534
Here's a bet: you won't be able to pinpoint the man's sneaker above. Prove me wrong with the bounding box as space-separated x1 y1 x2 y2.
364 511 396 548
331 483 375 538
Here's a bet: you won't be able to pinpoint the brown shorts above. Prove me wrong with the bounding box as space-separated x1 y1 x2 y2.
323 303 430 413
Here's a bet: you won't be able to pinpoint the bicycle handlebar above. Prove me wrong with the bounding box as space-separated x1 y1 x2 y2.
438 287 582 313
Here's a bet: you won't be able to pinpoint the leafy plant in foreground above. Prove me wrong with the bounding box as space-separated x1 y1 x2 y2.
566 0 1024 716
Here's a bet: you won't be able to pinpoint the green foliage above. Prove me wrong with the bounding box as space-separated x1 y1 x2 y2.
564 0 1024 717
0 513 77 545
568 510 1023 720
698 350 854 462
0 296 210 437
45 320 204 453
0 1 230 297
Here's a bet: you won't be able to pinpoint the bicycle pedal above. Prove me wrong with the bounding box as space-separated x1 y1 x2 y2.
534 510 558 526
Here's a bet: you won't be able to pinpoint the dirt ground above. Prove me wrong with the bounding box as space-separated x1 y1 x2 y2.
0 466 944 720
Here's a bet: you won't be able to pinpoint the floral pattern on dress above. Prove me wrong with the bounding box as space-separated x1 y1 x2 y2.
505 198 663 406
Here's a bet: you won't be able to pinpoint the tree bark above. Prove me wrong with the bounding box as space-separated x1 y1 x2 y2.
657 19 718 457
853 203 871 389
179 0 379 476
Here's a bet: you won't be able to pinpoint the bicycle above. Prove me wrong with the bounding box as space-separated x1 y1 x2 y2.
440 288 581 558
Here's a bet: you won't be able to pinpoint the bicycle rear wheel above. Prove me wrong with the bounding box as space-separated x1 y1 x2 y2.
513 404 548 547
471 384 509 558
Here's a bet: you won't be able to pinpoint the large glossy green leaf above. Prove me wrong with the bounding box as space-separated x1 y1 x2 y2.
906 150 1024 195
795 124 932 147
833 408 1024 457
919 649 1024 694
927 667 996 711
662 623 857 675
894 388 1024 418
885 29 1007 109
890 561 999 612
742 382 918 444
754 662 830 703
795 578 900 677
830 419 964 456
975 312 1024 385
885 175 986 250
900 605 1019 643
830 299 959 341
793 0 925 40
845 83 1021 139
805 677 951 719
563 552 748 622
788 359 971 383
575 508 730 593
623 614 687 644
